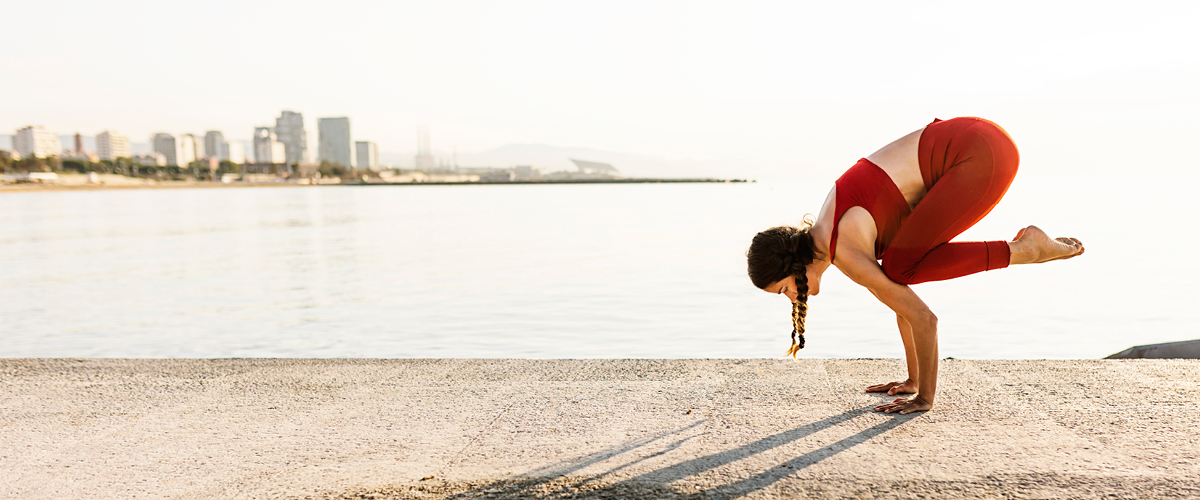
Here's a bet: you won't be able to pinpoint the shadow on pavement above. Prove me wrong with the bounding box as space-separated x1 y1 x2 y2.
435 406 914 499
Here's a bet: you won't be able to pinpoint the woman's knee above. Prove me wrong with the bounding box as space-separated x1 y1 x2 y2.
881 254 919 285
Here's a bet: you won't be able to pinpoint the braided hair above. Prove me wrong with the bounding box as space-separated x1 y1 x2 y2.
746 220 818 359
785 277 809 358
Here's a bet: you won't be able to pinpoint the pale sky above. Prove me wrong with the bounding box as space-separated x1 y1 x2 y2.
3 0 1198 176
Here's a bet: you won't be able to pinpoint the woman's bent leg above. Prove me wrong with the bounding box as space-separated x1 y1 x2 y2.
882 123 1019 285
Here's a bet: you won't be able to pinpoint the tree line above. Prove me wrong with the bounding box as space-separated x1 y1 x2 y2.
1 154 373 182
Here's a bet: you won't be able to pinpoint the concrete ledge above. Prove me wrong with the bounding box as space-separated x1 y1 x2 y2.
1 359 1198 499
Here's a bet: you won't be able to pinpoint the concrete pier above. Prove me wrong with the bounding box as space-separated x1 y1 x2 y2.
2 359 1198 499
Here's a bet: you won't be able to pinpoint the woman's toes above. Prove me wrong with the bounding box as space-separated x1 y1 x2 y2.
1048 236 1084 260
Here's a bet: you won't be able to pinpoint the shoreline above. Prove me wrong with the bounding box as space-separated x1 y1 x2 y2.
3 358 1196 499
0 177 748 194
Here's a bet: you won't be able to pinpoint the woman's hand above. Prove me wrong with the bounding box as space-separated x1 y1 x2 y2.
833 212 939 411
830 237 940 412
874 395 932 414
865 379 917 395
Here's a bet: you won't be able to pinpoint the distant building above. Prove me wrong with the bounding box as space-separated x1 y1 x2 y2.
355 141 378 170
14 126 61 158
73 133 84 154
413 126 435 170
151 133 179 165
481 170 515 182
274 111 308 164
133 152 167 166
204 131 224 160
253 127 287 164
569 158 619 174
513 165 542 180
218 141 246 164
96 130 131 160
318 117 354 167
179 134 199 165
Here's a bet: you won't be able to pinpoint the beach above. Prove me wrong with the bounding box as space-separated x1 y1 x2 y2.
0 174 309 193
2 358 1197 499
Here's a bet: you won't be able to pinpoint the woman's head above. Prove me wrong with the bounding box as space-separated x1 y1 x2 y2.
747 223 819 356
746 224 817 292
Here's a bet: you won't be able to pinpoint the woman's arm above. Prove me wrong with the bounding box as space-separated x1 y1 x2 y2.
865 314 920 395
862 276 937 413
833 210 938 413
896 314 919 388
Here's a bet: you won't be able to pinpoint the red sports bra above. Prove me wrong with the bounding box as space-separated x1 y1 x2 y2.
828 158 912 263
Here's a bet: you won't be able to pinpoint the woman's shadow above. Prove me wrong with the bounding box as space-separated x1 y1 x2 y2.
448 406 916 499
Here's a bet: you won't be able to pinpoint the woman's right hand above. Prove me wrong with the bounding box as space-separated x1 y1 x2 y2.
865 379 917 395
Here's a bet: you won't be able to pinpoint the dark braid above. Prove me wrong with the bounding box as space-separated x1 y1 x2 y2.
785 271 809 358
747 220 818 359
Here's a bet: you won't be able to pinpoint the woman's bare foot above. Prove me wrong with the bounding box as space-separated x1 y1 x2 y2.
865 379 917 396
1009 225 1085 265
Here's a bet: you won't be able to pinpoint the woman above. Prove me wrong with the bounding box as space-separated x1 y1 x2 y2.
746 117 1084 415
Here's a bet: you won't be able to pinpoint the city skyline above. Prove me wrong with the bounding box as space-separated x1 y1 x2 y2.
4 110 385 169
1 121 533 172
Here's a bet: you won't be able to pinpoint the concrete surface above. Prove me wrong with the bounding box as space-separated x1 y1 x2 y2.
1 359 1198 499
1106 339 1200 359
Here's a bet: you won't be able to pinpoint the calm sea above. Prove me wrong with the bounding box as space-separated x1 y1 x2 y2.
1 175 1194 359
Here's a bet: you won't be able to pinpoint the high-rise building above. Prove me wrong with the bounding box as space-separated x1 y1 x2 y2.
178 134 199 165
14 126 61 158
73 133 84 154
274 111 308 164
414 126 435 170
318 117 354 167
204 131 224 160
220 141 246 164
355 141 378 170
151 133 179 165
253 127 286 163
96 130 131 160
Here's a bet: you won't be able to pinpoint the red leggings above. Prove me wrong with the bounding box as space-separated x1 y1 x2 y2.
880 117 1019 285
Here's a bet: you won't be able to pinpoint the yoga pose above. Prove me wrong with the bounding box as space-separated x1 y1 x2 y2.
746 117 1084 415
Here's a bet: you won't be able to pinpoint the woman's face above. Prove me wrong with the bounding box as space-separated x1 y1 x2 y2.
763 267 821 303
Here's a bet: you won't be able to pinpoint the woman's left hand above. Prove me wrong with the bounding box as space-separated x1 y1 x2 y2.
874 395 932 414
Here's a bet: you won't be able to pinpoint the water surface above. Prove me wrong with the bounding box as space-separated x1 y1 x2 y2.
1 176 1193 359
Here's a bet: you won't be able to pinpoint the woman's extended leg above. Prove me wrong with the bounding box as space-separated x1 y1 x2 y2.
881 119 1019 285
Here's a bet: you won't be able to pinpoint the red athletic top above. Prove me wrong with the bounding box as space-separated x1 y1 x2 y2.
828 158 912 262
